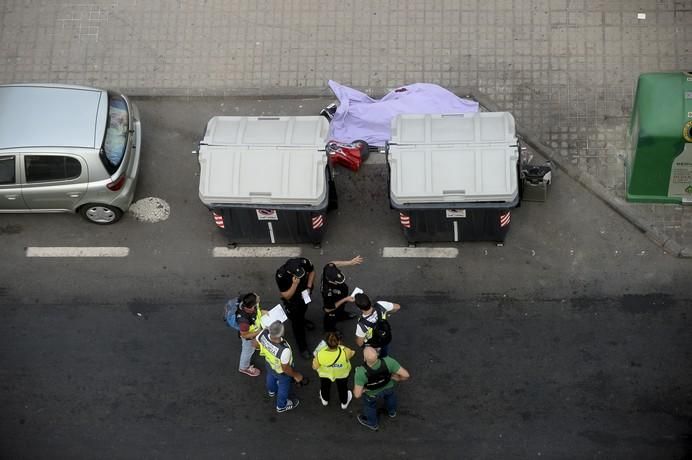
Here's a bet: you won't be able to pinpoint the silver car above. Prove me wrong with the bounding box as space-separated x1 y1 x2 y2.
0 83 142 224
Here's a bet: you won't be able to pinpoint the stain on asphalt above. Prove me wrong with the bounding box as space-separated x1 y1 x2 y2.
570 297 605 311
579 430 619 447
620 294 675 314
0 224 22 234
202 289 226 302
127 301 162 318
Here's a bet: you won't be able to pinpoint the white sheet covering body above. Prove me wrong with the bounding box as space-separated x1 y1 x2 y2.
327 80 479 146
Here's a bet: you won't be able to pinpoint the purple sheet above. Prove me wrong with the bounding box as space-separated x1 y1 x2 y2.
327 80 479 146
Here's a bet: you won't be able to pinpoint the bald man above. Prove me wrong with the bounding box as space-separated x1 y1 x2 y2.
353 346 410 431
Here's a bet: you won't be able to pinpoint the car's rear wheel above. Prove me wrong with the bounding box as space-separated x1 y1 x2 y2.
79 204 123 224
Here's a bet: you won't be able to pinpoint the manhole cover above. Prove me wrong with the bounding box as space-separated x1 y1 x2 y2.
128 197 170 223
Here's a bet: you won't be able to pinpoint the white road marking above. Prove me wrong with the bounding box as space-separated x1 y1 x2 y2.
26 247 129 257
382 247 459 258
268 222 275 244
212 246 301 258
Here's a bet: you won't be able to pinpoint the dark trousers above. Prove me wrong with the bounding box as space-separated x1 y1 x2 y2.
320 377 349 404
323 312 338 332
286 302 308 352
323 304 351 332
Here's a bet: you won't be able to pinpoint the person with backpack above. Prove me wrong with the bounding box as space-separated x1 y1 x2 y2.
255 321 305 413
353 346 410 431
226 292 264 377
320 255 363 332
312 330 355 409
354 293 400 357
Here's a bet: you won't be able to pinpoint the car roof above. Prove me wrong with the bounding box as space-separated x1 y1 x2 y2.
0 84 108 150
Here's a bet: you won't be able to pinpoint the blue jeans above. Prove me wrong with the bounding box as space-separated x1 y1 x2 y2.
265 365 293 409
362 387 397 427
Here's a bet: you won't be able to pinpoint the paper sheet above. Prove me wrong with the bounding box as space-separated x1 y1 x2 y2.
351 287 363 297
301 289 311 304
313 340 327 357
260 304 288 328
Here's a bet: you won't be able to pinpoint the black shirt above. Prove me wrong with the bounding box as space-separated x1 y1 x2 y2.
275 258 314 305
321 281 349 310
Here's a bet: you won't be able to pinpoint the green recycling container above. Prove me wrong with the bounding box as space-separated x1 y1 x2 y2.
626 72 692 204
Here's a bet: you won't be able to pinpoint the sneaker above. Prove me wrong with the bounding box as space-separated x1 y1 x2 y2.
357 414 378 431
319 392 328 406
267 391 276 397
388 410 397 418
277 398 300 413
239 366 260 377
341 390 353 410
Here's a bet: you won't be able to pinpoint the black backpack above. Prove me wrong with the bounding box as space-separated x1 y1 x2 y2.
366 306 392 347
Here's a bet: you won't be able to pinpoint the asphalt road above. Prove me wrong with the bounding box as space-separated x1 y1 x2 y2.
1 97 690 459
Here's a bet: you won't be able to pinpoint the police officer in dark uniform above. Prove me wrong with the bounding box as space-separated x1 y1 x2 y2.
276 257 316 359
320 255 363 331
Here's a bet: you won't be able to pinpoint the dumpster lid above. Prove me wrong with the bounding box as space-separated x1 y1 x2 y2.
390 112 516 146
201 116 329 147
198 116 329 206
388 113 519 205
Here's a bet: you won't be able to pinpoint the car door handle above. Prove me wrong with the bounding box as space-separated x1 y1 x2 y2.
67 193 82 198
5 195 18 200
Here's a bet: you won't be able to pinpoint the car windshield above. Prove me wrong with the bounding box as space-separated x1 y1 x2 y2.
101 94 129 173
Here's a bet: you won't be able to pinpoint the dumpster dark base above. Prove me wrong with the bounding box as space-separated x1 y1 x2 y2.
214 207 326 245
400 208 512 243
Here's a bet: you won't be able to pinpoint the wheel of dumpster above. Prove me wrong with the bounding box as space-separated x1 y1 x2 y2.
683 120 692 143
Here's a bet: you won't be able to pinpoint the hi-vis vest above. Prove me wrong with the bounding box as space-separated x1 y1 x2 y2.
257 329 292 373
316 345 351 381
238 304 263 334
357 303 388 342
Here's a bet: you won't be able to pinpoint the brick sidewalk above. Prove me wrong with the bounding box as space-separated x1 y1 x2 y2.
1 0 691 251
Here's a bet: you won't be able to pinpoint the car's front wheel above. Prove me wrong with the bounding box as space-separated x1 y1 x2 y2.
79 204 123 224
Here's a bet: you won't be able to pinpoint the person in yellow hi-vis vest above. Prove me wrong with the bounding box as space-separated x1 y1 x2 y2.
312 330 355 409
236 293 265 377
256 321 304 413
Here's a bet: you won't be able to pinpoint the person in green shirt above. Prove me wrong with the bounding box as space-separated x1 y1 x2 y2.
353 346 410 431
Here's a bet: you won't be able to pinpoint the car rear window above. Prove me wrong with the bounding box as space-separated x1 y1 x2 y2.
101 94 129 174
